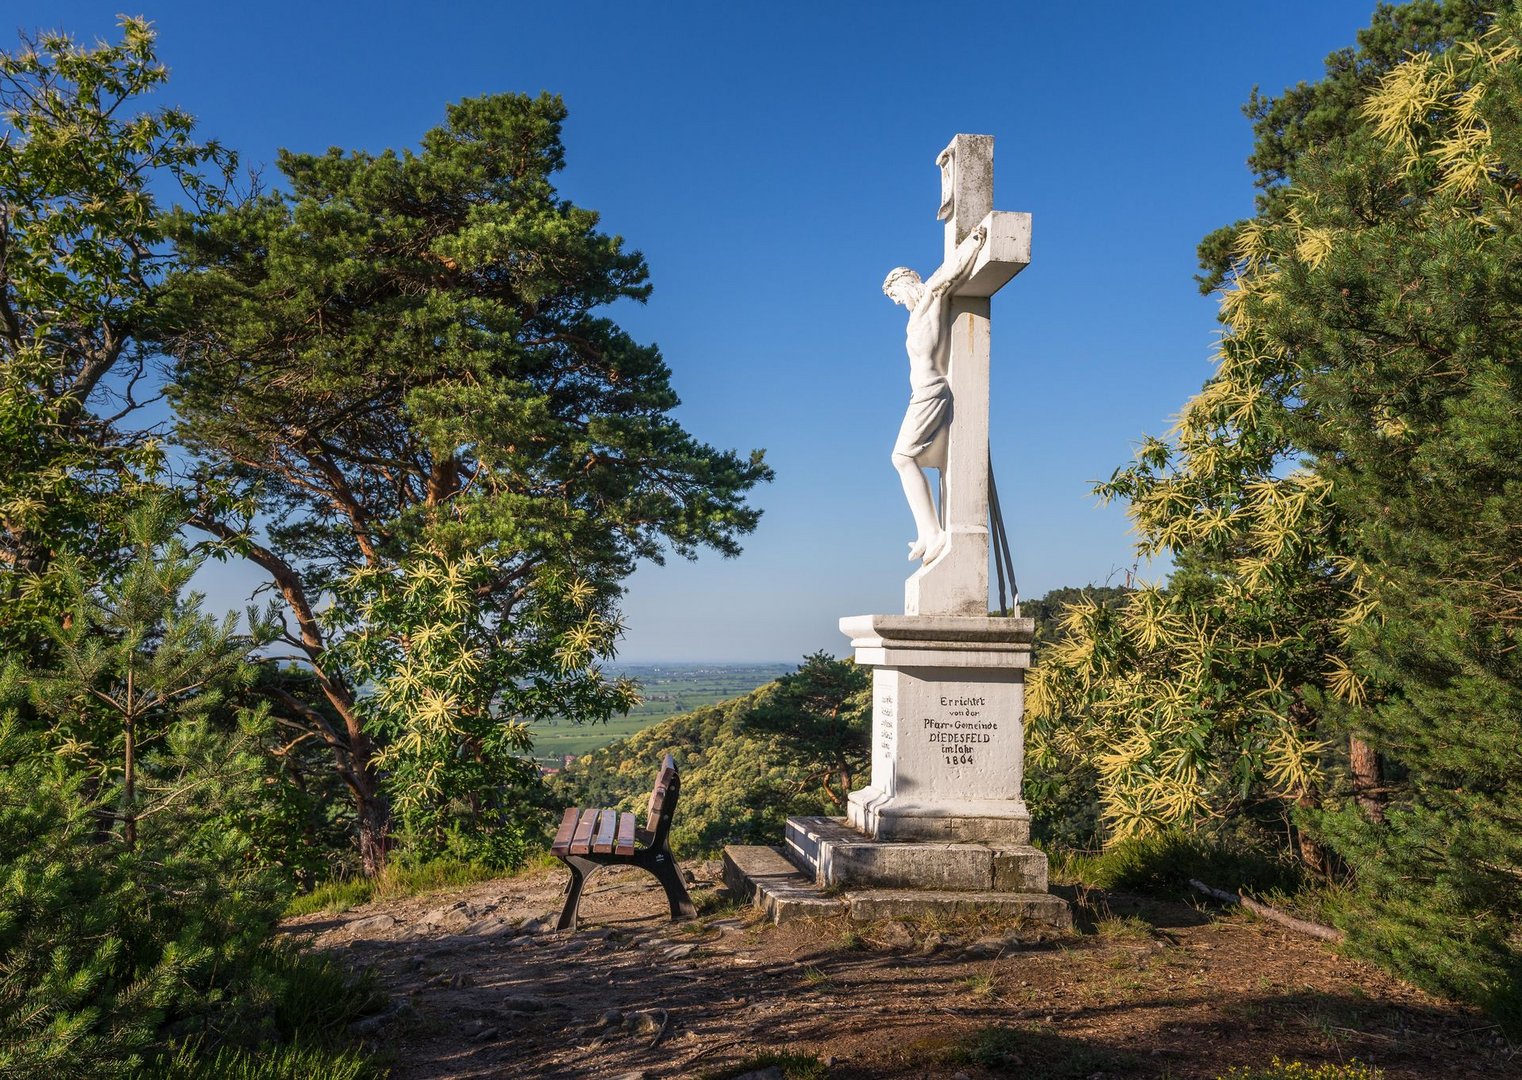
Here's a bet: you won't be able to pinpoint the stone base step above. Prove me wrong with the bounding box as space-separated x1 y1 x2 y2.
785 815 1048 892
847 888 1072 925
720 845 842 923
721 843 1071 929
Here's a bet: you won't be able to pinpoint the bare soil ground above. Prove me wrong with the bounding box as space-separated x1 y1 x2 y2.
280 862 1519 1079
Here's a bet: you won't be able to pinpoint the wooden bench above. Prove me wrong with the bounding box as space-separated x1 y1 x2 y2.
550 753 696 931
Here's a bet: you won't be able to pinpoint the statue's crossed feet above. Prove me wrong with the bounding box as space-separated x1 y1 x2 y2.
907 532 949 564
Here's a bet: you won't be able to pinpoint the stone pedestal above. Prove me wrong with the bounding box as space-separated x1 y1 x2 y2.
841 613 1032 844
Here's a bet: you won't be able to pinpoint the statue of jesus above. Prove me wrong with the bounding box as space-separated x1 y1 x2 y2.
882 223 987 563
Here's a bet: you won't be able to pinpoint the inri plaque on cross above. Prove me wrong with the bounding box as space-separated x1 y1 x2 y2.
885 134 1030 617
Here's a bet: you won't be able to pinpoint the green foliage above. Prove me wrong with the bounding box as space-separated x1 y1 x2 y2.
555 655 868 855
1023 585 1132 653
1035 0 1522 1027
239 667 361 888
284 856 515 917
333 549 638 867
0 503 378 1076
284 877 379 918
1195 0 1492 291
938 1025 1140 1078
0 17 234 658
0 711 285 1078
1055 830 1301 897
26 499 273 850
156 90 771 873
141 949 385 1077
1204 11 1522 1026
146 1040 380 1080
1022 586 1129 849
556 687 822 855
743 652 870 810
1218 1060 1384 1080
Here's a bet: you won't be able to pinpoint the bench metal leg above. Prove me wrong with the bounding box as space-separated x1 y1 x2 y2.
556 856 597 931
645 850 696 920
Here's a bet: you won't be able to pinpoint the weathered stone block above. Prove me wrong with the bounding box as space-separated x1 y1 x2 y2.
992 848 1048 892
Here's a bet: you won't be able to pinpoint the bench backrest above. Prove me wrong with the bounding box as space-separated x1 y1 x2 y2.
644 753 681 848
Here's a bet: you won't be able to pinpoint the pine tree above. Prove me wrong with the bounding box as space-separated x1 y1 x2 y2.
744 653 870 810
1248 19 1522 1026
157 93 772 875
1027 0 1503 865
1032 0 1522 1024
0 503 283 1077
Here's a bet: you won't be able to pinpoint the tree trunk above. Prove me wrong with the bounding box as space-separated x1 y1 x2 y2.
353 766 391 879
1348 735 1384 822
822 771 844 809
190 517 393 876
122 713 136 850
1294 791 1330 877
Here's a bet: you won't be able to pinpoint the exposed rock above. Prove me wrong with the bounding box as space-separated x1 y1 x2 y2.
663 943 697 960
585 1008 623 1032
419 902 476 933
465 916 514 938
626 1010 665 1036
347 1000 416 1035
501 994 547 1013
347 913 398 935
424 971 474 989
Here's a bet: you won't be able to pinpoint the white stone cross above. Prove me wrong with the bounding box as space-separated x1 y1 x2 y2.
896 134 1030 617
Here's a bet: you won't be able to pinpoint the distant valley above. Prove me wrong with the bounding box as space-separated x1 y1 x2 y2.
528 662 793 767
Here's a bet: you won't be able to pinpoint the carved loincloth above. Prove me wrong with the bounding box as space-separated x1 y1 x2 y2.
893 376 952 464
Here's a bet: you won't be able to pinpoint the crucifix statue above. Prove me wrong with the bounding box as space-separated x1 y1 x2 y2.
882 134 1030 617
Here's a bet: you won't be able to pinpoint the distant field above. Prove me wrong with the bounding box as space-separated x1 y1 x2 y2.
528 662 791 767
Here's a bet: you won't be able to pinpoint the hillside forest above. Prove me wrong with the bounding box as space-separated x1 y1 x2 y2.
2 3 1520 1077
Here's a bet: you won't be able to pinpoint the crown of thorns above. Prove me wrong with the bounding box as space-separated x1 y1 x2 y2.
882 267 921 294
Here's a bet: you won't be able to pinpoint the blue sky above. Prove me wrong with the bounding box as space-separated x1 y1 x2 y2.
32 1 1382 662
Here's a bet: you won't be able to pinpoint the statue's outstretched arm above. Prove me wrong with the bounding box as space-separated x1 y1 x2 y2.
924 224 988 299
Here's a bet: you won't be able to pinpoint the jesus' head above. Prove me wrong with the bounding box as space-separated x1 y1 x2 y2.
882 267 925 308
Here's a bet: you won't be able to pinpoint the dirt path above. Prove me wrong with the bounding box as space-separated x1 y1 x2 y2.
280 864 1517 1079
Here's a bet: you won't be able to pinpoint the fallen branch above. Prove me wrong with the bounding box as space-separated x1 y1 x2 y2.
680 1037 746 1067
646 1008 670 1049
1188 879 1344 944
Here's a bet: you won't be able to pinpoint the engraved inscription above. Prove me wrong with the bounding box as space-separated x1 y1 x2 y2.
922 694 997 767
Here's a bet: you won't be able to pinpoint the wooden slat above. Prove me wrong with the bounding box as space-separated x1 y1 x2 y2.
615 812 636 856
647 754 679 826
647 780 668 826
645 780 661 829
569 807 598 855
551 807 580 856
591 809 618 853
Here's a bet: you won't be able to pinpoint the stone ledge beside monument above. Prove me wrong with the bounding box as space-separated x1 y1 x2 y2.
720 843 1072 930
785 816 1046 892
